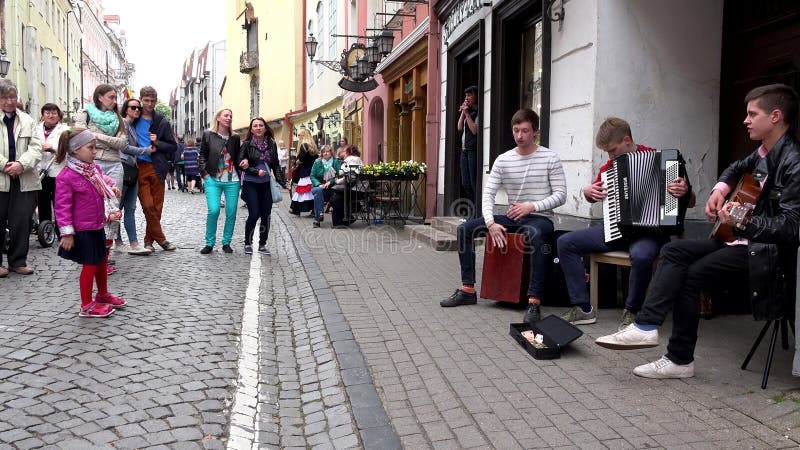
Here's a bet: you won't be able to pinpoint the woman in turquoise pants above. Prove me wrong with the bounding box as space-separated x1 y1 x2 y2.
198 108 242 254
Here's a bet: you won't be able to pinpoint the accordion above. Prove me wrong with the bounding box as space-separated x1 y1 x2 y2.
601 149 686 243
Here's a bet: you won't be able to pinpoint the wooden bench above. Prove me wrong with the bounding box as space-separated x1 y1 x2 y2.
589 250 632 314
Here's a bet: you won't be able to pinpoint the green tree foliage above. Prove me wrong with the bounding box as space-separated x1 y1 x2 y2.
155 101 172 122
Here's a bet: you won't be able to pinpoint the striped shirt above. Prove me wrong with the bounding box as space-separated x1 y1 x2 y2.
482 145 567 224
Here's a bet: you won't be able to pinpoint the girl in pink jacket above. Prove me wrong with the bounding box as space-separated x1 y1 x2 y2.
54 129 126 318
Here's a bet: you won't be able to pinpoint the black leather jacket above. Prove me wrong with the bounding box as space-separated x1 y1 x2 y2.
237 138 287 187
722 132 800 319
199 131 241 179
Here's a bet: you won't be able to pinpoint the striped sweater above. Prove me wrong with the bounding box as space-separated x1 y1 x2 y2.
482 146 567 224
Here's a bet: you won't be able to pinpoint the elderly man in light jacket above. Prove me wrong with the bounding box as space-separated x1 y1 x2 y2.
0 79 42 276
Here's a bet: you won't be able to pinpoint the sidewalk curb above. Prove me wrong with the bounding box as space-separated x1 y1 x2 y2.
280 210 402 450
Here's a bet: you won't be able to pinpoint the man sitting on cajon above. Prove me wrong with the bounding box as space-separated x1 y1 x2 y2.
440 108 567 325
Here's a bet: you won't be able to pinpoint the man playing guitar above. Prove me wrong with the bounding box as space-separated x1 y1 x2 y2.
595 84 800 379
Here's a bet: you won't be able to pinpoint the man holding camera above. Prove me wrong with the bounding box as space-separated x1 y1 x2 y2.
458 85 479 215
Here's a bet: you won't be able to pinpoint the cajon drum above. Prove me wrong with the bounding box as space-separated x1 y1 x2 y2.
480 233 529 303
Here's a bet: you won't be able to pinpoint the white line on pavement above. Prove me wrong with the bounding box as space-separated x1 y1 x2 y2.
227 252 262 450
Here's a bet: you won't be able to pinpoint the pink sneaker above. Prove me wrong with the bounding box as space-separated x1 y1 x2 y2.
79 302 114 318
106 264 118 276
95 292 127 308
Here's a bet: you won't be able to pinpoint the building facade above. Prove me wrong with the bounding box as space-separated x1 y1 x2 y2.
223 0 305 143
79 0 112 108
430 0 752 234
2 0 82 118
171 41 225 141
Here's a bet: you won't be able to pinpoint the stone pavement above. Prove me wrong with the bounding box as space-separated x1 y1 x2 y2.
284 210 800 449
0 189 388 449
2 186 800 449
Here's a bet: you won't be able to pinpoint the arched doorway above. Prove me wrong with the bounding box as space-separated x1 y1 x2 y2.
370 98 385 162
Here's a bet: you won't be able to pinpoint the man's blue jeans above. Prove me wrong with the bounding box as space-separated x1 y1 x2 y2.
457 215 554 300
557 225 665 311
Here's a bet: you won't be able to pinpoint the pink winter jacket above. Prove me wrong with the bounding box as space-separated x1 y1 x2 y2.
55 166 115 236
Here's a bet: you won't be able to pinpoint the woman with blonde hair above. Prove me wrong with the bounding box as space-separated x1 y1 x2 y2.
289 128 317 216
199 108 241 254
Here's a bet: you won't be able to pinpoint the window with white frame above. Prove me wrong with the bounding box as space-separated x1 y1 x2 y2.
316 2 323 79
328 0 336 59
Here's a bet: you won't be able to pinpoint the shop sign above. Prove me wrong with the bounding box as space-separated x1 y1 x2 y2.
339 78 378 93
443 0 483 42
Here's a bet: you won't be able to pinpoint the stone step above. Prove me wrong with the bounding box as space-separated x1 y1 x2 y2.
408 225 458 251
430 216 467 236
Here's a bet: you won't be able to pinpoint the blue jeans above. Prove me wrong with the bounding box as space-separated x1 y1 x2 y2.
204 177 241 247
312 186 333 220
557 225 665 311
241 181 272 247
460 150 477 211
118 182 139 244
457 215 554 299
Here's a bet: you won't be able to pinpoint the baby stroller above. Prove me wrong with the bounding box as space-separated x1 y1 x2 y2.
2 160 57 253
32 156 57 247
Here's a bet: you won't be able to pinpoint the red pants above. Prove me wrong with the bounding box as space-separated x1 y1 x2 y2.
136 162 167 245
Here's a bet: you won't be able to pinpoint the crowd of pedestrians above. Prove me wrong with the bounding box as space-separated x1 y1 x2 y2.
0 77 362 318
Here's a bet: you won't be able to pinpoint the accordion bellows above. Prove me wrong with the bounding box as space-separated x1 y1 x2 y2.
602 149 686 243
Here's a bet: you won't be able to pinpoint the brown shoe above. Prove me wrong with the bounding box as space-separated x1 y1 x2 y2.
0 266 7 278
10 266 34 275
158 241 176 251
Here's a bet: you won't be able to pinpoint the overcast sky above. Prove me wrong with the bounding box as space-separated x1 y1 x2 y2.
102 0 226 100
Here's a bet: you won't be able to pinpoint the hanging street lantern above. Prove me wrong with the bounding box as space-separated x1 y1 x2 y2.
304 34 319 61
0 49 11 78
365 40 380 65
377 29 394 56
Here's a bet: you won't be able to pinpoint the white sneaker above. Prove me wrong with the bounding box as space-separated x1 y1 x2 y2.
633 356 694 379
127 244 152 256
595 323 659 350
113 243 129 253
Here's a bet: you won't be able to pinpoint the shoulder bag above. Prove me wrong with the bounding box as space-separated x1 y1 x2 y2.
270 174 283 203
122 162 138 187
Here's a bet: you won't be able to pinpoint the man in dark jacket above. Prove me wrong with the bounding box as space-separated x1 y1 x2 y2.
135 86 177 252
595 84 800 379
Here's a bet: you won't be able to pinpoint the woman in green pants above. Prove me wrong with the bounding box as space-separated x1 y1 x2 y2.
199 108 241 254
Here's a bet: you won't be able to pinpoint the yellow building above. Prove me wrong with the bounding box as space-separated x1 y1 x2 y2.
4 0 81 118
223 0 305 143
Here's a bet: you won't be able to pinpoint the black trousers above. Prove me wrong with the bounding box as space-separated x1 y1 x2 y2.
0 179 37 267
637 239 748 365
37 175 55 222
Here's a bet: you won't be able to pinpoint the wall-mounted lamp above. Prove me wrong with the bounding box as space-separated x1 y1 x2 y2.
0 49 10 78
304 30 394 92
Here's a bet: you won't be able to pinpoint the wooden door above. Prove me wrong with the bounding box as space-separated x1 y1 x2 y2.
719 1 800 171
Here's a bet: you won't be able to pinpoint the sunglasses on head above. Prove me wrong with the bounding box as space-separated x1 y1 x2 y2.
128 105 141 111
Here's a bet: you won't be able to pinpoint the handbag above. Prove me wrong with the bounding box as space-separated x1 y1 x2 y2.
270 174 282 203
122 162 138 187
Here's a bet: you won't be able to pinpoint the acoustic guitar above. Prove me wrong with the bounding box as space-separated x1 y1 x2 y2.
709 172 761 242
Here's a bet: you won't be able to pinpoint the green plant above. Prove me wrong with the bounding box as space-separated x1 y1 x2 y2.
361 160 427 178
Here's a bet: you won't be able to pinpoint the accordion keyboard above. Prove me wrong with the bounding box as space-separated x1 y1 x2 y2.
602 171 622 242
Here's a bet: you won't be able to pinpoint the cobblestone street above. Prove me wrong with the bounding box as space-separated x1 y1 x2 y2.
0 189 799 449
